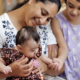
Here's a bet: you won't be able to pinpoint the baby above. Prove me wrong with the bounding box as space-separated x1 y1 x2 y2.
0 26 59 80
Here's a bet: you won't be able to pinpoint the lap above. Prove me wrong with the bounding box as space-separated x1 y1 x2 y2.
44 74 66 80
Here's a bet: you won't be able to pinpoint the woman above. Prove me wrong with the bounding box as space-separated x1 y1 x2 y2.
0 0 61 79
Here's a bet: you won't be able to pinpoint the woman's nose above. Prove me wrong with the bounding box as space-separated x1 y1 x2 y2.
40 17 48 25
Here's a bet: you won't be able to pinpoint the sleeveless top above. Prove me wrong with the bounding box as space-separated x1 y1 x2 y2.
56 12 80 80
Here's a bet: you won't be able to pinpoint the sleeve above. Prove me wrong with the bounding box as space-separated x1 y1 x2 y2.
47 23 57 45
0 25 4 48
1 49 12 65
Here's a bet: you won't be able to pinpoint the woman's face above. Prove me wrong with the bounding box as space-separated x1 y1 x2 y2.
24 1 58 27
66 0 80 20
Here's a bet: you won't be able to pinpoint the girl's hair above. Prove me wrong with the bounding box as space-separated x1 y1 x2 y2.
12 0 61 12
16 26 40 45
64 0 80 3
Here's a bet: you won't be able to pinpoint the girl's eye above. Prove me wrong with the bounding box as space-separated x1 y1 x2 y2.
78 8 80 10
69 5 74 8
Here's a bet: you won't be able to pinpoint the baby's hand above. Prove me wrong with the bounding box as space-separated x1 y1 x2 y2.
2 66 12 75
48 58 63 71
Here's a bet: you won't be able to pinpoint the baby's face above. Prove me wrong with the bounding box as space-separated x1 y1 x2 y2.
21 38 40 58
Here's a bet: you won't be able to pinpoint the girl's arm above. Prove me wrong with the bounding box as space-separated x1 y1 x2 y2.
44 16 68 76
51 17 68 64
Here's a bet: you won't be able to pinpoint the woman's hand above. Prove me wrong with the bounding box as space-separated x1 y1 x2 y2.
32 57 47 74
9 55 33 77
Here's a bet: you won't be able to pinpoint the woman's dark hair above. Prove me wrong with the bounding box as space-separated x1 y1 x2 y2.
16 26 40 45
64 0 66 3
12 0 61 12
64 0 80 3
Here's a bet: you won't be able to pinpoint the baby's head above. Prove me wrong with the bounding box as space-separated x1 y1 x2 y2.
16 26 40 58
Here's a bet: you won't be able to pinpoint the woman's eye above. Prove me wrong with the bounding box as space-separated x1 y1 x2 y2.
42 11 46 16
47 18 50 21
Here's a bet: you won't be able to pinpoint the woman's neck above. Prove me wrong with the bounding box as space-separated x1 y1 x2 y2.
7 7 27 31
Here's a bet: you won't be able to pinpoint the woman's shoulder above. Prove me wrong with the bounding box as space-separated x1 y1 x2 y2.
0 13 9 21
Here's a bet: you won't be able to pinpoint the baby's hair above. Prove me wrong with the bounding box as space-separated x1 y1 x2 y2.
64 0 80 3
12 0 61 12
16 26 40 45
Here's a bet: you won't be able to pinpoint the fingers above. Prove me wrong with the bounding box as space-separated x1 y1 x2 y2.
3 66 12 75
23 60 33 71
20 57 29 65
52 58 59 63
48 63 59 71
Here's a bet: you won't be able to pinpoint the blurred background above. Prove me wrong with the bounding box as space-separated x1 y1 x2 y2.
0 0 66 15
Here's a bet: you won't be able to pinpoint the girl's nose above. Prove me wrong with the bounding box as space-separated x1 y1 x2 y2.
72 9 78 15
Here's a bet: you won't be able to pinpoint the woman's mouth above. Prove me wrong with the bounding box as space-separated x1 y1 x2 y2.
33 18 38 26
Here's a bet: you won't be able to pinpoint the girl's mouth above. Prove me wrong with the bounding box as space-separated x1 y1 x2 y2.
70 14 76 17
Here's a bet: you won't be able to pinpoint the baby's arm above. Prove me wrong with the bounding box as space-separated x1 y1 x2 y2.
0 58 12 74
40 55 52 64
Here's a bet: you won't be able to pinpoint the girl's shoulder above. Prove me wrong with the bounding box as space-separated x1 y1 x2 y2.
55 12 66 22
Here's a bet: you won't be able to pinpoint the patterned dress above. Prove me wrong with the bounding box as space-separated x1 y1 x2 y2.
56 12 80 80
1 47 47 80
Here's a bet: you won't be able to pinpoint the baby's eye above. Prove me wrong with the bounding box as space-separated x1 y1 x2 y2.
32 50 35 52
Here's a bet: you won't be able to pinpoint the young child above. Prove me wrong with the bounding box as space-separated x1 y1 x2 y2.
51 0 80 80
0 26 60 80
0 26 44 80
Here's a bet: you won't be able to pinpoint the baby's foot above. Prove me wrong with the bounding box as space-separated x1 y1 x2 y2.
3 66 12 74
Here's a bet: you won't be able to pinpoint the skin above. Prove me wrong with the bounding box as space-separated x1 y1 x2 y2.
0 0 59 79
63 0 80 25
17 38 40 58
0 38 40 75
50 0 80 76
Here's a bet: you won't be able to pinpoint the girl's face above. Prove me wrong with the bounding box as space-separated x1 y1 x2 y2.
20 38 40 58
66 0 80 20
24 1 58 27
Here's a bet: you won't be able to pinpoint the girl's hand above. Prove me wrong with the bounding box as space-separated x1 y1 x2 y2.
9 55 33 77
32 58 47 74
48 58 63 71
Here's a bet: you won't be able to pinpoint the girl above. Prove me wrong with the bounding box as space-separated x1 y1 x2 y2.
51 0 80 80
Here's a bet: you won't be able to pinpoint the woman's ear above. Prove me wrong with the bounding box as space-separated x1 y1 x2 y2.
17 45 22 52
28 0 36 4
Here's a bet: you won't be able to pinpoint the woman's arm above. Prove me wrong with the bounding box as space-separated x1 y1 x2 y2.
0 54 33 79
